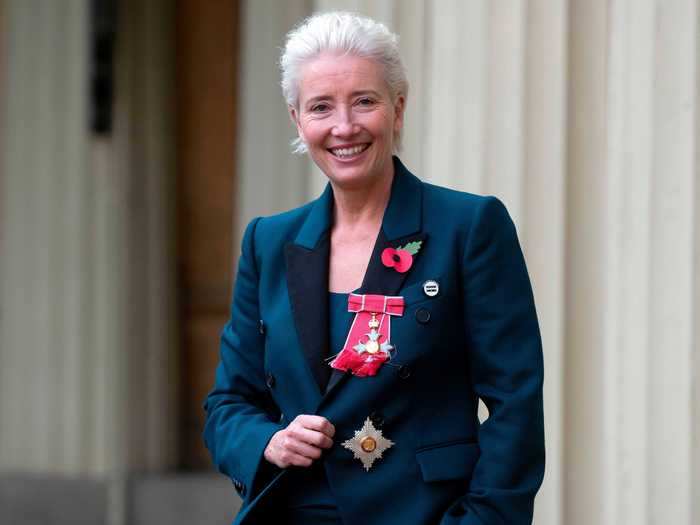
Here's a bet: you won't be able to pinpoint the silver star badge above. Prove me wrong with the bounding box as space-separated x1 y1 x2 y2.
342 417 394 471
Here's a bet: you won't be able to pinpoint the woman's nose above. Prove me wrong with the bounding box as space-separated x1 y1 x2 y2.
331 107 358 137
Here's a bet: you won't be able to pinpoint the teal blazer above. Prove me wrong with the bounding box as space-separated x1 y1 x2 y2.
203 157 545 524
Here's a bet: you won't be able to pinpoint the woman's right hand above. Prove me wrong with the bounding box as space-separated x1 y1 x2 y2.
263 414 335 468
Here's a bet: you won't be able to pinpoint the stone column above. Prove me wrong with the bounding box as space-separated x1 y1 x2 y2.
522 3 568 523
567 1 700 524
236 0 312 244
0 0 177 476
598 2 656 522
0 0 92 474
643 1 697 523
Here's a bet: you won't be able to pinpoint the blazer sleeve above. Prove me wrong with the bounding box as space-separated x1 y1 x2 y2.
441 196 545 525
202 217 283 500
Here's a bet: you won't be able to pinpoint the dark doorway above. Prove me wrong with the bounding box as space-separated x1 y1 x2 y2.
176 0 240 469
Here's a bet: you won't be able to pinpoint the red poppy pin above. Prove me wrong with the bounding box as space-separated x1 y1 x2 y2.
381 240 423 274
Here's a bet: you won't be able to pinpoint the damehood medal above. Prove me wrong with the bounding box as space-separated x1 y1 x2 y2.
330 294 405 376
342 417 394 471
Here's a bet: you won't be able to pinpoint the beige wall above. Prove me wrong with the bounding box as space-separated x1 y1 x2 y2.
237 1 700 524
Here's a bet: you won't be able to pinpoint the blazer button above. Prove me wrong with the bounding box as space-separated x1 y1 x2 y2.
415 308 431 324
369 411 384 428
259 319 266 335
398 365 412 379
266 373 276 389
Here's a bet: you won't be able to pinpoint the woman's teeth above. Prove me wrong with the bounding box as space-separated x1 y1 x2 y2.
330 144 369 158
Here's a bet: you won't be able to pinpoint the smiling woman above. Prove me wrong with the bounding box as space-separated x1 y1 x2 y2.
203 11 545 525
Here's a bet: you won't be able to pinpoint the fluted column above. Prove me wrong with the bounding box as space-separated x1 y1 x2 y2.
564 1 609 522
598 2 655 522
522 3 568 523
0 0 177 475
646 2 697 523
0 0 91 473
113 0 178 474
566 1 700 524
236 0 312 242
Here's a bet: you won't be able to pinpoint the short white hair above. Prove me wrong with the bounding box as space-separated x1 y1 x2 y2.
280 11 409 154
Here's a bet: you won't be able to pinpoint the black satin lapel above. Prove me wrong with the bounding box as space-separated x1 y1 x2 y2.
285 235 331 393
357 229 427 296
323 229 427 396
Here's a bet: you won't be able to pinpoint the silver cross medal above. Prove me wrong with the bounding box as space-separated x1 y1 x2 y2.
352 313 393 355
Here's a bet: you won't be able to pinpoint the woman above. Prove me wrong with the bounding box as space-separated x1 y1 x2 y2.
203 11 544 525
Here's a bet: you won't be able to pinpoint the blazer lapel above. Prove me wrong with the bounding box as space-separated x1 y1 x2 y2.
285 185 334 395
323 157 426 396
356 229 426 297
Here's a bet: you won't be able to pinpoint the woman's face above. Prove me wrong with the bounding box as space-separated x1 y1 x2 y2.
290 53 405 189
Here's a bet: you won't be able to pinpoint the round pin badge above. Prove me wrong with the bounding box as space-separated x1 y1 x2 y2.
423 280 439 297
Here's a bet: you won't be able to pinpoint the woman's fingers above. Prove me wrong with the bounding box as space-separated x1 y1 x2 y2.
293 414 336 438
287 424 334 449
276 447 313 468
263 414 336 469
283 436 323 459
265 431 312 468
269 442 313 468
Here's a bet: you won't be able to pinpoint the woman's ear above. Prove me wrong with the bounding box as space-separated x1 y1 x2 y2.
288 105 304 142
393 94 406 133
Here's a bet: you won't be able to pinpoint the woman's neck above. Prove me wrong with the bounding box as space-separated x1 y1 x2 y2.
331 169 394 235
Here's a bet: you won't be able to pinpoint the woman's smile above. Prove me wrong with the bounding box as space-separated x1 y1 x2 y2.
328 143 370 158
327 142 371 160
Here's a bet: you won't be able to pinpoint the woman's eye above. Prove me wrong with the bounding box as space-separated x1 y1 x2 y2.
357 98 375 106
311 103 329 113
